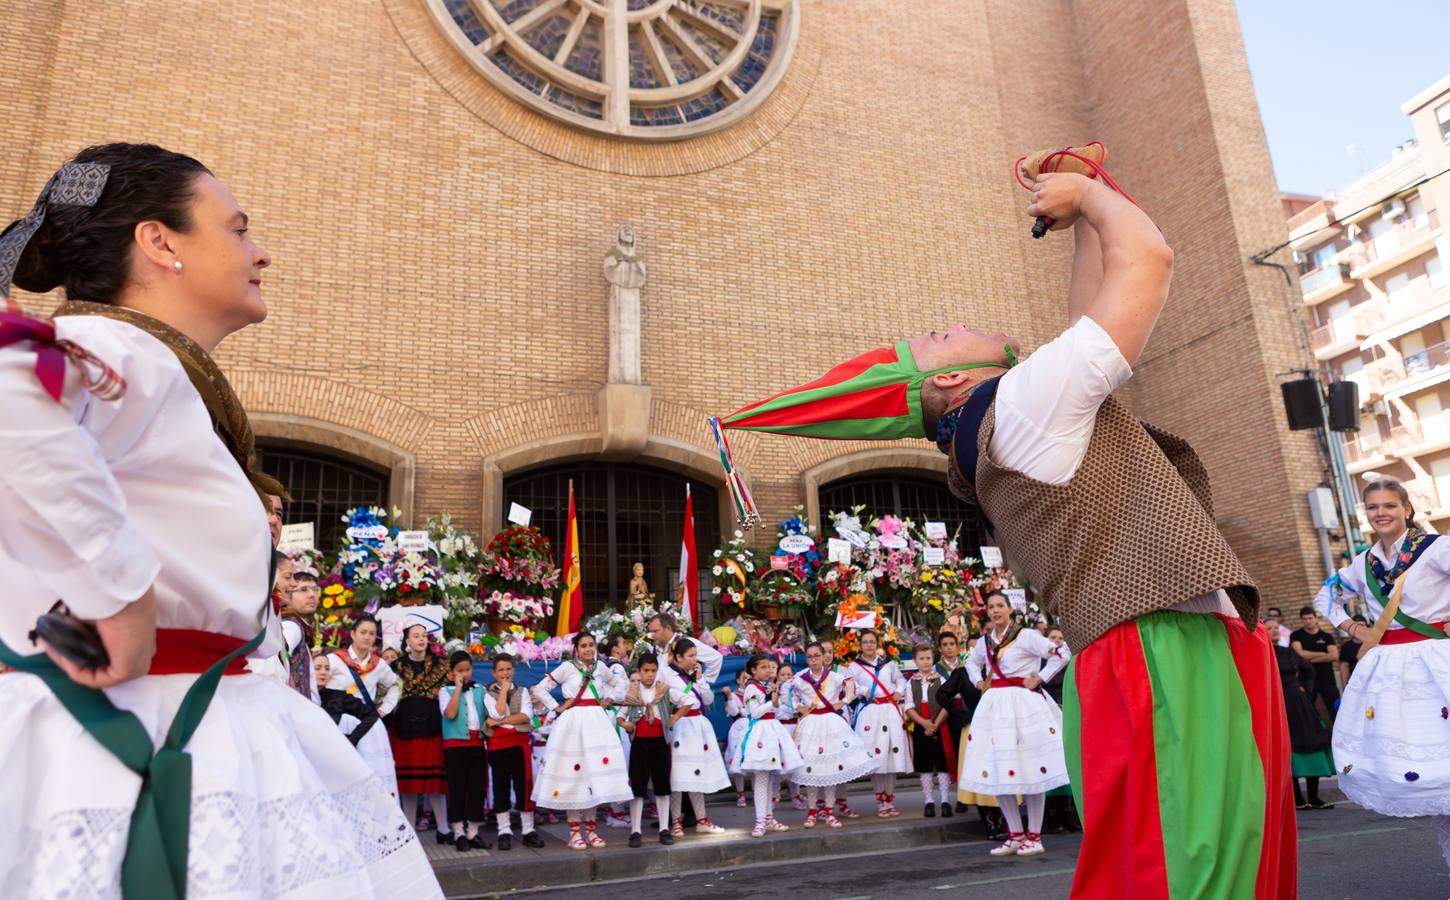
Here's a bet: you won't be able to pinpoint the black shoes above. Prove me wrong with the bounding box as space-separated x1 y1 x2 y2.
522 831 546 848
471 834 492 850
497 833 512 851
924 803 936 818
454 832 470 852
629 832 643 848
436 830 452 845
955 802 970 814
941 803 954 818
659 830 674 845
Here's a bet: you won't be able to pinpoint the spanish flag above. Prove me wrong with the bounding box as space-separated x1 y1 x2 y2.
557 480 583 636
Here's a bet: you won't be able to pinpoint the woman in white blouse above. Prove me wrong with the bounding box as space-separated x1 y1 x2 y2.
1311 478 1450 872
959 591 1071 858
0 144 437 896
326 615 401 798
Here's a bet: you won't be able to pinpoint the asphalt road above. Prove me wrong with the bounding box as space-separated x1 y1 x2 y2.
474 804 1446 899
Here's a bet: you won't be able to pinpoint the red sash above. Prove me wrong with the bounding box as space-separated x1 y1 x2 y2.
150 629 250 676
680 709 703 718
988 677 1029 689
489 728 531 751
917 696 956 764
855 659 906 722
1381 623 1449 645
636 718 664 738
800 671 837 713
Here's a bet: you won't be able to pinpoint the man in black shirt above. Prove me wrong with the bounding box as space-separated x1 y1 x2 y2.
1290 606 1340 721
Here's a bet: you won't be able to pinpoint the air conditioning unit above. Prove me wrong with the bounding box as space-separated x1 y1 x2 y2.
1382 199 1406 219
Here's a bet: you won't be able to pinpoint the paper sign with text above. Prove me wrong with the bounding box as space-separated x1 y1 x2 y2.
277 522 315 553
1004 588 1027 611
827 538 851 564
835 609 881 630
922 547 945 566
980 546 1004 568
924 521 947 540
507 503 532 526
396 530 430 552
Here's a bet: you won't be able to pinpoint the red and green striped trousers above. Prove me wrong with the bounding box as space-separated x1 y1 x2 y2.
1062 611 1297 899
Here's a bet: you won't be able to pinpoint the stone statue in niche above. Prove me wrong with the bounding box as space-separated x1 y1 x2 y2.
627 561 654 607
603 223 647 385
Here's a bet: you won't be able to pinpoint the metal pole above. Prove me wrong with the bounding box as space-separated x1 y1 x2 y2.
1314 526 1335 579
1315 374 1364 559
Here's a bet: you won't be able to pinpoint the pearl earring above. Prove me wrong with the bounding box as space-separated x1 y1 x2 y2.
173 260 183 271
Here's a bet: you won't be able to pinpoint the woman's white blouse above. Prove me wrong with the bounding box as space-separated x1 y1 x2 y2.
0 316 277 655
849 655 906 701
325 648 400 716
1313 536 1450 630
543 659 623 702
965 628 1071 683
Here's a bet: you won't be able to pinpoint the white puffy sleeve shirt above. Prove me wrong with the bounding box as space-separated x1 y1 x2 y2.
1313 538 1450 631
0 316 278 656
966 628 1071 683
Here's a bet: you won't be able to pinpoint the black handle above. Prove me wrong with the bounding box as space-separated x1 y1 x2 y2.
1031 215 1053 239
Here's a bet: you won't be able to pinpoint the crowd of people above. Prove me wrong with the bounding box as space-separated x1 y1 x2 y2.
259 543 1088 857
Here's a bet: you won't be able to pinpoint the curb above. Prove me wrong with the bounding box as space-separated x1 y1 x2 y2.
436 817 989 897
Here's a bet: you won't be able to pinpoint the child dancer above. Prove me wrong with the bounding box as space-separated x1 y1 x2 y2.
775 663 806 810
850 630 912 817
933 631 968 813
484 654 544 850
439 651 491 851
660 638 730 836
905 644 954 818
616 656 678 847
528 684 561 825
819 639 861 820
533 632 633 850
601 634 634 829
723 669 751 807
730 654 806 837
792 641 878 827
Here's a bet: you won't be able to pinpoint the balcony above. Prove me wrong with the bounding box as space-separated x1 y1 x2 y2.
1348 209 1441 281
1312 305 1381 359
1299 261 1355 306
1367 338 1450 400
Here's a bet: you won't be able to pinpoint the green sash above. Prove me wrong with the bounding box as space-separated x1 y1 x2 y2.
1363 552 1448 641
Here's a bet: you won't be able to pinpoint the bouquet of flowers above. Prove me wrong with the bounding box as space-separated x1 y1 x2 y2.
288 548 326 580
864 514 919 607
829 593 904 661
374 549 445 607
429 514 485 641
751 568 813 620
316 574 364 649
709 531 756 617
912 563 968 630
494 625 574 663
478 525 560 632
336 506 392 584
773 507 823 585
584 607 640 643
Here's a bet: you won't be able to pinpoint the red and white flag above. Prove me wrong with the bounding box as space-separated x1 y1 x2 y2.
678 484 699 632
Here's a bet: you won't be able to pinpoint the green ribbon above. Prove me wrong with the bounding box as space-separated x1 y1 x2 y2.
0 628 264 899
1362 553 1448 641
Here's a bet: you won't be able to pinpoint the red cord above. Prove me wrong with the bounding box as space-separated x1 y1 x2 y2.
1012 141 1138 208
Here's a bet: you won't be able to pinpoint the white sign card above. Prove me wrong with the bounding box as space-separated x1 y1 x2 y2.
835 609 880 630
827 538 851 564
1004 588 1027 611
924 521 947 540
839 528 868 549
980 546 1004 568
378 604 446 650
395 530 430 552
507 502 533 526
879 534 908 550
277 522 315 553
345 523 388 542
922 547 945 566
779 534 815 554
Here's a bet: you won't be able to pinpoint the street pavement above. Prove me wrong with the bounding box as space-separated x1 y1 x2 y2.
452 801 1446 899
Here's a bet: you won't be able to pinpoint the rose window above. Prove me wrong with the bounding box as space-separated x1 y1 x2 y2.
427 0 799 139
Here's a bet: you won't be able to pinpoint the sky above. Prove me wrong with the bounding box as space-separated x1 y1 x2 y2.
1237 0 1450 197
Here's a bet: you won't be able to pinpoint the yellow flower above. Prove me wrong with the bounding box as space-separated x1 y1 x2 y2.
325 614 339 624
921 572 934 583
942 569 955 577
322 598 333 609
929 598 942 609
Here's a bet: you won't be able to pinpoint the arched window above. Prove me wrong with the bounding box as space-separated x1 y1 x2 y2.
256 445 390 551
818 472 989 552
503 462 718 615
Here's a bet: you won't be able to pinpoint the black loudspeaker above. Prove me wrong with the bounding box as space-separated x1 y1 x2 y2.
1327 380 1360 432
1280 378 1323 431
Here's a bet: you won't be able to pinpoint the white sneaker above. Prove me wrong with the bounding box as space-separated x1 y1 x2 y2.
990 837 1024 856
1016 838 1045 856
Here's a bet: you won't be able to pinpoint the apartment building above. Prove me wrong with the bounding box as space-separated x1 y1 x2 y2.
1288 74 1450 526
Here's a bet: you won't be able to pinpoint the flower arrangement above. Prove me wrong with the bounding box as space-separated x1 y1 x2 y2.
429 514 485 642
829 593 903 661
478 525 560 633
374 549 445 607
709 530 756 617
863 514 919 607
315 574 364 649
336 506 392 583
751 568 813 620
288 548 325 580
912 564 968 630
773 508 823 584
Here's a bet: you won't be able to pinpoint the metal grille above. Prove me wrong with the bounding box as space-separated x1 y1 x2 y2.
819 473 989 551
503 463 718 617
255 446 389 551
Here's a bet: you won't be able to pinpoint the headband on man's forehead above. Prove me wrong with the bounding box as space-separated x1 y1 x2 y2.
0 162 111 298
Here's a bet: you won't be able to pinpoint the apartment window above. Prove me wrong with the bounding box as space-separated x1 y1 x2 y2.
1437 101 1450 143
1311 243 1338 269
1430 253 1446 292
1387 272 1414 308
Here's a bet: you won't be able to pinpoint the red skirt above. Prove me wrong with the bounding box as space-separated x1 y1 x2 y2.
390 732 447 794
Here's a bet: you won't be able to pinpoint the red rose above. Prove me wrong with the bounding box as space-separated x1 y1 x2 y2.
401 584 412 593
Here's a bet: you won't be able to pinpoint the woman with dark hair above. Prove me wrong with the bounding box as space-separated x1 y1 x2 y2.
324 614 403 798
532 631 632 849
1267 624 1335 811
1311 478 1450 871
959 591 1071 857
848 628 911 817
788 640 877 828
0 145 438 895
661 637 730 836
391 622 451 841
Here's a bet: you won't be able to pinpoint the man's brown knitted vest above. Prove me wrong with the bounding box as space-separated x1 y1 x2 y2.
965 396 1259 653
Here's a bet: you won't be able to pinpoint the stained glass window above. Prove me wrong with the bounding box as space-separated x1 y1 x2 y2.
428 0 798 139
